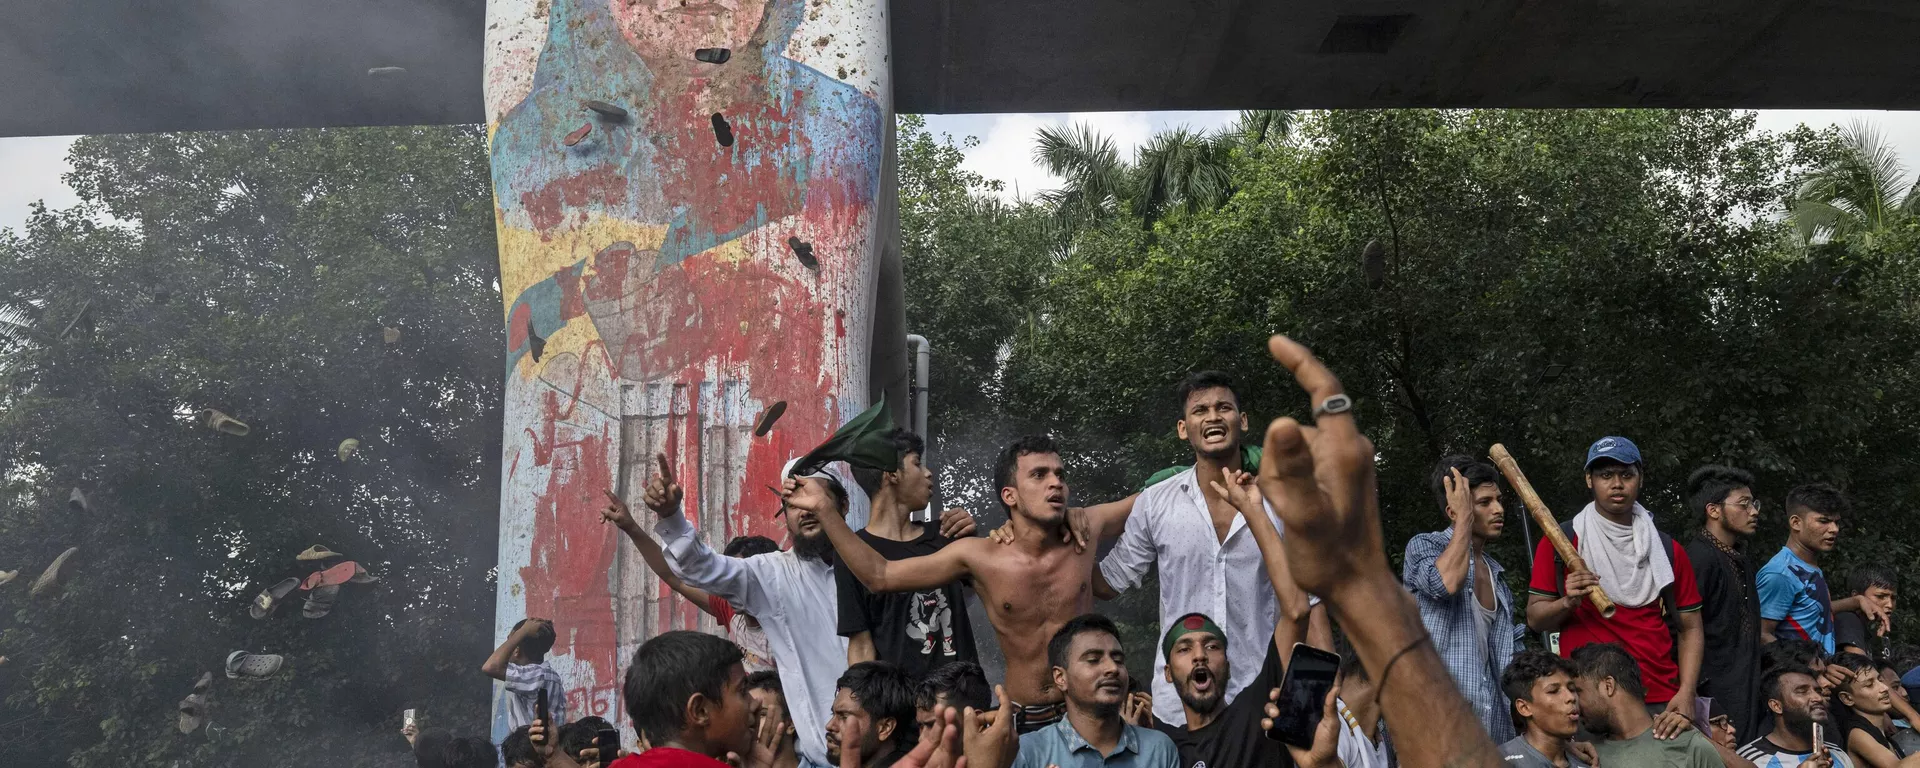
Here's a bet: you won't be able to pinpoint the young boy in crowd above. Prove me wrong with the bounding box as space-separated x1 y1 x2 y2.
746 671 801 768
612 630 757 768
482 617 568 733
1830 653 1920 768
1835 569 1897 660
1498 650 1592 767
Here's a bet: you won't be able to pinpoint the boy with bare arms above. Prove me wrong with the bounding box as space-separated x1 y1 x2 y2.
810 434 1098 734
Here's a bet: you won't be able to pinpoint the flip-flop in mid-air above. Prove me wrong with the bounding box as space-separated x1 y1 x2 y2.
248 578 303 620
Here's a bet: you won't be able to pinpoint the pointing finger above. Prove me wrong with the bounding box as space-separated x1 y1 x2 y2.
655 452 673 480
1268 335 1356 437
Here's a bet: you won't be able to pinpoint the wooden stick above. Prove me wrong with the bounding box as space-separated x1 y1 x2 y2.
1488 443 1617 618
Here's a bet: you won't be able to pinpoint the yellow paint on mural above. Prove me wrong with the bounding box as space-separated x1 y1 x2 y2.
495 213 669 314
514 312 603 381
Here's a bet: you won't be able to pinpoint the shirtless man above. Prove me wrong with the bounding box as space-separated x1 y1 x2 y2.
812 434 1098 733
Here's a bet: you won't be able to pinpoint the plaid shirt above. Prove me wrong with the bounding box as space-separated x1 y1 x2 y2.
1402 528 1517 743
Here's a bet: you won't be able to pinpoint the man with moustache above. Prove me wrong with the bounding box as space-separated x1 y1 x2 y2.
1011 614 1179 768
1569 643 1722 766
1741 664 1856 768
1405 456 1520 742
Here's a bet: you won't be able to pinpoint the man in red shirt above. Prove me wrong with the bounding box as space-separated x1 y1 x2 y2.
610 630 765 768
1525 436 1705 739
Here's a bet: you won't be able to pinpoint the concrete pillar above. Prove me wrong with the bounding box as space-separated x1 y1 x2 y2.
482 0 892 737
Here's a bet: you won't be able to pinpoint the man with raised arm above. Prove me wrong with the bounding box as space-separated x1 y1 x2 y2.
616 452 853 768
1252 334 1503 768
817 434 1098 733
1403 456 1520 742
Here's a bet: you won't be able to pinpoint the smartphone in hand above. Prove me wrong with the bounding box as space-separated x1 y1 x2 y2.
535 689 551 743
1263 643 1341 749
595 729 621 763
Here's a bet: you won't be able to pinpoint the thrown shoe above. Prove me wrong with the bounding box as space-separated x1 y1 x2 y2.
178 693 209 734
295 545 341 562
30 547 78 597
337 438 360 462
248 577 302 620
302 584 340 619
0 570 16 587
68 488 89 514
200 410 250 437
225 650 284 680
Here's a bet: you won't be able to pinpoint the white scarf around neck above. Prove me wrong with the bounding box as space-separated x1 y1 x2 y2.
1572 502 1673 608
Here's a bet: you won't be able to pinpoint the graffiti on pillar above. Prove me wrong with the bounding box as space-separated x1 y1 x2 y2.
482 0 889 738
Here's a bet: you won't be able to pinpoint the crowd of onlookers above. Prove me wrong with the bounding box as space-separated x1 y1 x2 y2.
438 343 1916 768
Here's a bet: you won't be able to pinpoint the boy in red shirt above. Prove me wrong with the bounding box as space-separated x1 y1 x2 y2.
1525 436 1705 739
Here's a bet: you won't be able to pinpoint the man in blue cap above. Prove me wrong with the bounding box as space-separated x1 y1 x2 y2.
1525 436 1706 740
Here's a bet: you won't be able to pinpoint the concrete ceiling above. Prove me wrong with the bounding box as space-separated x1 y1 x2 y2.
4 0 1918 138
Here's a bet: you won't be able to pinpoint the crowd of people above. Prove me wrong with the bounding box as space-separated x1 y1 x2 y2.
428 336 1914 768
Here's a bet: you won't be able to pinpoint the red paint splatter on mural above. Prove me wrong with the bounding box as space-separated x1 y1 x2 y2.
520 165 631 234
519 432 621 692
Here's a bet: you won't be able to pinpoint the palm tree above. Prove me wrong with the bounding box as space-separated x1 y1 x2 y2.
0 303 36 384
1226 110 1297 150
1133 127 1237 228
1032 123 1128 233
1790 121 1919 246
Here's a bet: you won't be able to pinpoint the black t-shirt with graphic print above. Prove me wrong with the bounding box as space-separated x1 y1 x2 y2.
834 527 977 678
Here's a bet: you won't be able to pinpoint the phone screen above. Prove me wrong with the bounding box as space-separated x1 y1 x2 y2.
1264 643 1341 749
536 689 551 730
595 729 620 762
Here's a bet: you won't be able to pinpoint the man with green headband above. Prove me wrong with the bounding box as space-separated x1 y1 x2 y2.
1155 462 1317 768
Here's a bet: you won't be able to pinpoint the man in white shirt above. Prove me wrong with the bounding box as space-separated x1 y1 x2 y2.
1094 371 1329 725
631 452 850 768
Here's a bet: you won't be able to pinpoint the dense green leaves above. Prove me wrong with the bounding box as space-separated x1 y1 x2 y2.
0 126 502 767
907 110 1920 651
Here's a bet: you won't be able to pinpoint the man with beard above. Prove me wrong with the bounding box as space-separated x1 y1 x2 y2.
633 452 853 767
1405 457 1519 742
1686 465 1766 739
1011 614 1179 768
824 661 919 768
1741 664 1855 768
1154 460 1317 768
1569 642 1722 766
1498 650 1592 767
820 435 1101 733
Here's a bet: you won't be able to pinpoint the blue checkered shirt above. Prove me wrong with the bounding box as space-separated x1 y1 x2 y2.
1402 528 1518 743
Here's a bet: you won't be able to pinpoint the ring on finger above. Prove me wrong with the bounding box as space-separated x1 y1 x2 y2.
1312 393 1353 419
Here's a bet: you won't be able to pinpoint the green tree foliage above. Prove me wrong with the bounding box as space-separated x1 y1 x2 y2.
909 109 1920 644
0 126 502 767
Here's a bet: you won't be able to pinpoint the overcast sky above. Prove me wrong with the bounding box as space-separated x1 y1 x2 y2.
6 110 1920 232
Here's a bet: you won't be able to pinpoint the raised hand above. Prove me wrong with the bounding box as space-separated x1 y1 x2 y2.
1207 467 1261 515
1253 335 1387 599
836 715 869 768
895 706 963 768
530 718 585 768
939 508 979 539
1122 691 1155 728
1442 467 1474 529
644 452 685 515
602 490 637 530
962 686 1019 768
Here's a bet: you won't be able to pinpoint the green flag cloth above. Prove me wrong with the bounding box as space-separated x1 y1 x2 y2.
788 398 900 478
1139 444 1263 491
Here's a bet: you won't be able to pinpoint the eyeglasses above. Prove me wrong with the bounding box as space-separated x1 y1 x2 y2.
1716 498 1761 513
1708 715 1732 730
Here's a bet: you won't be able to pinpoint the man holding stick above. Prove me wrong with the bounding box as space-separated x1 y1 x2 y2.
1522 437 1705 739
